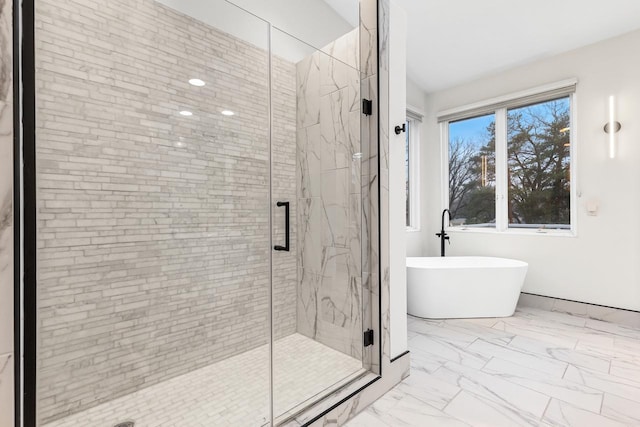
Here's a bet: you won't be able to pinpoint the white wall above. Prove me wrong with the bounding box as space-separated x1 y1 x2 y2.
406 78 427 257
419 29 640 311
389 0 408 358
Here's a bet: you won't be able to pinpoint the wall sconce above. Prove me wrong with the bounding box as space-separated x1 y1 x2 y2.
604 95 621 158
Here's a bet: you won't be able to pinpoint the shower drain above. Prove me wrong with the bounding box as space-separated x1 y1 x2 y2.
114 422 135 427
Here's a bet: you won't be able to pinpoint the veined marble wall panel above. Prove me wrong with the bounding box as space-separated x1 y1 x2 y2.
0 0 13 424
360 0 380 373
378 0 392 367
296 29 364 360
35 0 297 422
304 1 408 424
282 1 411 425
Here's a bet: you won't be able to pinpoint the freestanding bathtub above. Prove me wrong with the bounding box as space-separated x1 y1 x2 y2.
407 257 528 319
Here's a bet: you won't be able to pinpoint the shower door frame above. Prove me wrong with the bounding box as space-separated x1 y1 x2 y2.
17 0 38 424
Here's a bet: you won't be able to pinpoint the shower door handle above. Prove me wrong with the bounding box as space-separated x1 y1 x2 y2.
274 201 290 252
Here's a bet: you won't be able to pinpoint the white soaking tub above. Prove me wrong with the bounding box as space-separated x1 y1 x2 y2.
407 257 528 319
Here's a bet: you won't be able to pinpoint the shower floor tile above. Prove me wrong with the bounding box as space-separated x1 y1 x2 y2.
348 306 640 427
43 334 363 427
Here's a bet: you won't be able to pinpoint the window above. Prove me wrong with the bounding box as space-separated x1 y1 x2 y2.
507 99 571 229
406 109 422 230
448 113 496 228
441 81 575 234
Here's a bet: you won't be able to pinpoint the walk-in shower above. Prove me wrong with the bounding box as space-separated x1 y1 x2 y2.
30 0 377 425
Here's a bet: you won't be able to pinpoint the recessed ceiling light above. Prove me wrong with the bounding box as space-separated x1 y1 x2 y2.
189 78 206 87
221 110 235 116
179 110 193 116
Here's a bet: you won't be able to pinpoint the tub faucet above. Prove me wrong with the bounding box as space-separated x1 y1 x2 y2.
436 209 451 257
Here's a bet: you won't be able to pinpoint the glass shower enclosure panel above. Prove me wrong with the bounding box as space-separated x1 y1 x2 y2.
35 0 272 425
33 0 370 425
271 22 366 422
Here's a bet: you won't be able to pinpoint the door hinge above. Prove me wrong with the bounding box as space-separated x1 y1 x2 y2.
363 329 374 347
362 99 372 116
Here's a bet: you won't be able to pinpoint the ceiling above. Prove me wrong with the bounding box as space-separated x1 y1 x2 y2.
157 0 355 62
394 0 640 93
322 0 359 28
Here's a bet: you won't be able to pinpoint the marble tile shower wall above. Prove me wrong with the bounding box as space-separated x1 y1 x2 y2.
0 0 13 425
359 0 380 373
295 29 364 359
36 0 296 423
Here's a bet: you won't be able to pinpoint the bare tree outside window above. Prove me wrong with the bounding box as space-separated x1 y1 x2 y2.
447 97 571 231
507 97 571 229
448 114 496 227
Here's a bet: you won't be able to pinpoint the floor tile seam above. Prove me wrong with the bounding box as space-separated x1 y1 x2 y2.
500 326 580 348
478 353 493 370
409 329 476 348
516 309 588 328
413 334 486 362
540 397 628 427
599 391 608 415
527 320 629 342
463 336 481 351
606 365 640 383
507 315 599 333
395 381 460 414
439 388 466 423
443 325 517 343
482 345 570 379
433 357 553 420
575 341 640 366
504 334 601 363
483 355 563 383
450 384 546 425
540 395 553 422
478 337 570 373
479 357 606 411
583 328 640 343
411 321 491 342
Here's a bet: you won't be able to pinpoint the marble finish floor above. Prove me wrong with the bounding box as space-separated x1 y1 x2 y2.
348 306 640 426
43 333 363 427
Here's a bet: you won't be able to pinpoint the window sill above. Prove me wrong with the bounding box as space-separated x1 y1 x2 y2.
406 227 421 233
447 227 576 238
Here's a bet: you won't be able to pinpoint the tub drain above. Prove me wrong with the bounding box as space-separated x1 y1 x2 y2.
114 422 134 427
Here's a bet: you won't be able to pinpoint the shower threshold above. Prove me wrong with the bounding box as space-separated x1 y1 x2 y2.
41 334 364 427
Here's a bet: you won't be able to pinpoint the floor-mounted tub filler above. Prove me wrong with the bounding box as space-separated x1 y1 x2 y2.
407 257 528 319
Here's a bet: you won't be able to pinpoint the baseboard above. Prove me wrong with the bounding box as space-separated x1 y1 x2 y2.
518 292 640 329
390 350 410 364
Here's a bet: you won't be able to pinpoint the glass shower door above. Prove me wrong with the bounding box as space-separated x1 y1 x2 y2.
35 0 272 425
271 23 367 422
